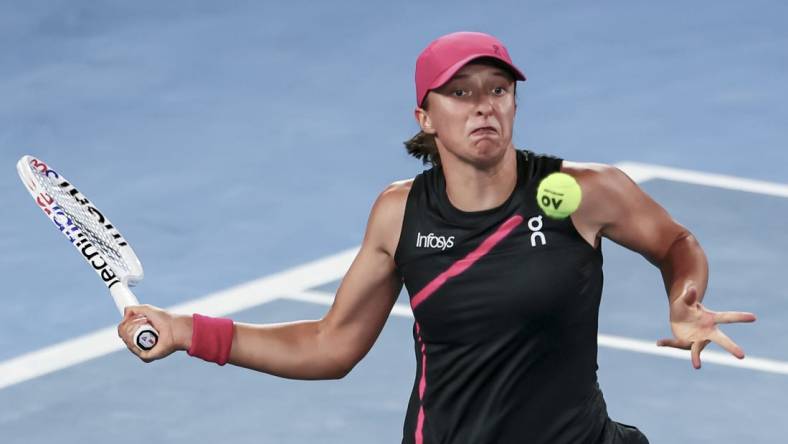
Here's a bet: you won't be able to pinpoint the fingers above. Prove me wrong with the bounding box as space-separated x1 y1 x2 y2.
118 312 148 334
122 306 135 321
123 304 156 319
690 340 710 369
714 311 757 324
120 305 160 337
118 304 174 363
659 337 710 369
709 328 745 359
660 337 708 369
128 316 157 362
118 313 152 358
656 338 691 350
120 315 148 342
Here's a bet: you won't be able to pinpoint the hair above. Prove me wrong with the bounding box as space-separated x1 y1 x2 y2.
403 96 441 166
403 132 441 166
403 58 519 167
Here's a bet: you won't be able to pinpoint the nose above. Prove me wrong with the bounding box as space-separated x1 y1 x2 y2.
474 96 494 116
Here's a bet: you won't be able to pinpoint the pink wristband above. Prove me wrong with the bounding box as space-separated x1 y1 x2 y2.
187 314 234 366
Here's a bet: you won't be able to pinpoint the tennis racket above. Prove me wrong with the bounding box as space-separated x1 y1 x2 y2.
16 155 158 351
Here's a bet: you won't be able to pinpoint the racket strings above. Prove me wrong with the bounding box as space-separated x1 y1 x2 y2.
28 164 131 275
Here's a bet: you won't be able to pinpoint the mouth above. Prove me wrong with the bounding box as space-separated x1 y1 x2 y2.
470 126 498 136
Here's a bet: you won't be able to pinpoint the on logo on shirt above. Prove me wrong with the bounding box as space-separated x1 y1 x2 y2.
528 215 547 247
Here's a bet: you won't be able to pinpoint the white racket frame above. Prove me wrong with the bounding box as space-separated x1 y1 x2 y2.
16 155 158 351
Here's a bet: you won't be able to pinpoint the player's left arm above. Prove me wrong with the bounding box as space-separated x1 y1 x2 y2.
566 162 756 369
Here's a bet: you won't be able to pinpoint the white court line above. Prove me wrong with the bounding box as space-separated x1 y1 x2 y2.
616 161 788 198
285 290 788 375
2 162 786 390
0 247 358 391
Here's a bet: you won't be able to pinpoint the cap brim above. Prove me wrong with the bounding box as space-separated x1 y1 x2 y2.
428 54 526 92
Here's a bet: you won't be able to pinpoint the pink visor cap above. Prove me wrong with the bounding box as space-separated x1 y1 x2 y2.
415 31 526 107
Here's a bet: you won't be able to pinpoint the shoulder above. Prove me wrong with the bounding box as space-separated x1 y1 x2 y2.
560 160 635 196
560 160 641 229
560 160 689 263
373 179 413 213
366 179 414 256
560 160 622 181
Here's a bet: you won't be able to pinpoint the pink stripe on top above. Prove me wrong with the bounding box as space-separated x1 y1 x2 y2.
415 322 427 444
410 214 523 444
410 214 524 311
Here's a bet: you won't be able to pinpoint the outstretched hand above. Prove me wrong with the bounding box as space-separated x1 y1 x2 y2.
657 286 756 369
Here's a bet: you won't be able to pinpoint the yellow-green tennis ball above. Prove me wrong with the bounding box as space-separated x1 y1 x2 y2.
537 172 582 219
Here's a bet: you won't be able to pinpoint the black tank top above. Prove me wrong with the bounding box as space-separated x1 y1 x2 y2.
394 149 609 444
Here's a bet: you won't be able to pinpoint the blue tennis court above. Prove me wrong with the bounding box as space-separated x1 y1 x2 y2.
1 2 786 443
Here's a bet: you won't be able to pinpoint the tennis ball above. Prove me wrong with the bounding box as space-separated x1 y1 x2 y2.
537 172 582 219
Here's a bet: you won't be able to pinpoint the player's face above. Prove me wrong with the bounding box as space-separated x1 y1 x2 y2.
417 63 517 167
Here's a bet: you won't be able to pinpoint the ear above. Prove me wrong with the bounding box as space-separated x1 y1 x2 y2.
414 107 436 135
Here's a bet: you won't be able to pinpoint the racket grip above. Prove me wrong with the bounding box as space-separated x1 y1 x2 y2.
110 284 142 316
133 323 159 351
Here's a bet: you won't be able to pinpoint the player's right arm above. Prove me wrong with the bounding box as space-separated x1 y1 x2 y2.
118 181 411 380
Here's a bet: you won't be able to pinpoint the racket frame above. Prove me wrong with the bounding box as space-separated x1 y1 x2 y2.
16 155 158 351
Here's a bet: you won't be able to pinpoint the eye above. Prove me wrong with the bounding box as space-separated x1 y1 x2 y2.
492 86 507 96
452 89 470 97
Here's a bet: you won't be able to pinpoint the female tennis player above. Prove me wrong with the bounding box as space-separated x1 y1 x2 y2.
118 31 756 443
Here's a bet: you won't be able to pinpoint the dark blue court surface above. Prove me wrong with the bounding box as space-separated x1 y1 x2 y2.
1 2 786 443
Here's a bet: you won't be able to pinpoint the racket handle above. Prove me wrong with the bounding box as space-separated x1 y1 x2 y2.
111 285 157 351
110 284 141 316
133 323 159 351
